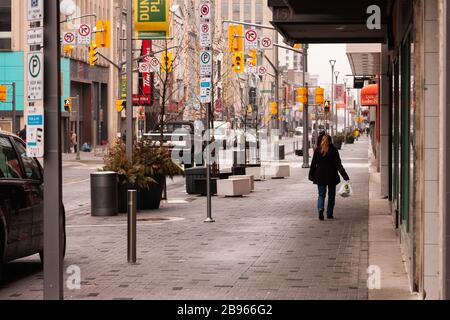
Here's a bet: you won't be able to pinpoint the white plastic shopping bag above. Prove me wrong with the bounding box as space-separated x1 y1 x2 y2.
338 181 353 198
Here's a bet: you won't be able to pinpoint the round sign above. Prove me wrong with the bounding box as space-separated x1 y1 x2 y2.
29 55 41 78
200 4 210 17
78 24 91 37
201 52 211 64
261 36 272 49
258 66 267 75
140 63 150 73
64 32 75 44
150 57 159 67
201 23 209 33
245 30 257 42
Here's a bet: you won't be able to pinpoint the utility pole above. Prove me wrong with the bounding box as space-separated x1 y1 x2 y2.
43 0 63 300
274 30 280 134
118 1 124 135
302 45 309 168
76 94 80 161
126 0 133 159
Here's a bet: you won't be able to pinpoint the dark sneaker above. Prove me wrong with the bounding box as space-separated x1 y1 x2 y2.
327 215 334 220
319 209 324 221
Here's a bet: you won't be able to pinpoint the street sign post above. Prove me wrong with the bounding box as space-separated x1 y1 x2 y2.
258 66 268 76
77 24 92 45
200 50 212 77
200 77 212 103
245 29 258 50
200 23 212 47
26 106 44 157
139 62 150 73
63 31 76 45
149 57 159 72
260 36 273 50
199 1 211 20
28 0 43 21
27 52 44 101
27 27 43 46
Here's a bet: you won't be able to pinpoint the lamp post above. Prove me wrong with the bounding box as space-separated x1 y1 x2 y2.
329 60 336 136
334 70 340 134
343 78 348 137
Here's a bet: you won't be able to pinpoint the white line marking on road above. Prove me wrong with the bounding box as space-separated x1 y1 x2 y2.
64 178 90 186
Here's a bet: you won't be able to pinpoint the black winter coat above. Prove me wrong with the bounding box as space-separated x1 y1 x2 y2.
308 145 349 186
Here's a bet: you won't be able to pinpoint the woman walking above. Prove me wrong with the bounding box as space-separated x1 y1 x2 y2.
308 134 350 221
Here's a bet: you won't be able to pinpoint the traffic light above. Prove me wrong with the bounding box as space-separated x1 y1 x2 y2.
96 20 111 48
89 42 99 66
270 102 278 115
248 49 257 67
315 87 325 105
64 98 72 112
63 44 74 55
228 24 243 52
161 51 174 73
324 100 331 114
116 99 126 113
232 52 244 73
296 87 308 104
0 85 7 102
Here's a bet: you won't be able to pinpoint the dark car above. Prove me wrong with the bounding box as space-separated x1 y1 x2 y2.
0 131 66 281
144 121 204 168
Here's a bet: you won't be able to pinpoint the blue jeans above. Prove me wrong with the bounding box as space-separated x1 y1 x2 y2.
318 185 337 217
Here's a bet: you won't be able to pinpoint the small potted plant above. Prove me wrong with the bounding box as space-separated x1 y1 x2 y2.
103 139 155 213
346 132 355 144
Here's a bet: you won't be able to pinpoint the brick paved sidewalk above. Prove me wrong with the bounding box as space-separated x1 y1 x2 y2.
0 139 371 300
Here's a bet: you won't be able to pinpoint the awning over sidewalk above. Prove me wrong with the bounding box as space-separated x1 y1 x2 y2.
361 84 378 106
268 0 391 44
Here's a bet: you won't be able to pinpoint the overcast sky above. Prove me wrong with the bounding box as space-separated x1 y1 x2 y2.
307 44 353 87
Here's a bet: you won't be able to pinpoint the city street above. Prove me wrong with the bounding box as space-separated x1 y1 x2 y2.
0 138 375 300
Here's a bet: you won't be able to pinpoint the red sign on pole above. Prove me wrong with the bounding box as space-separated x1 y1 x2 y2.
141 40 152 96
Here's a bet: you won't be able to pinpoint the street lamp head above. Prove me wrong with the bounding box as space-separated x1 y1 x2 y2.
329 59 336 67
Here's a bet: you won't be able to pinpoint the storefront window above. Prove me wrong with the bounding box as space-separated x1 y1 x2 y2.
0 0 11 51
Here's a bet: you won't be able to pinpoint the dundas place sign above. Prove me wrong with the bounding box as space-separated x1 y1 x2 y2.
134 0 170 39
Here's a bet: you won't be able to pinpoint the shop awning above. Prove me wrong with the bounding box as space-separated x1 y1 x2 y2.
268 0 391 44
361 84 378 106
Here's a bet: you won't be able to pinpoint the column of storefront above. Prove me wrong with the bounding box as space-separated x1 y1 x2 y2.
421 0 441 300
380 45 390 198
439 0 450 300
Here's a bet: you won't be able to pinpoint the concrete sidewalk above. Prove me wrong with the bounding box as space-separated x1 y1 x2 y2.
0 137 410 300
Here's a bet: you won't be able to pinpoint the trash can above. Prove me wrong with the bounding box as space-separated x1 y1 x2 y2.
91 171 118 217
279 145 285 160
185 167 207 194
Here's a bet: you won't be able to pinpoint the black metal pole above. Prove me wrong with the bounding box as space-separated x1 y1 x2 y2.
302 45 310 168
126 0 133 159
12 82 16 134
43 0 63 300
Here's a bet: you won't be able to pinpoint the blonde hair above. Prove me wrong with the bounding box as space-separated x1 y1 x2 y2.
320 135 330 156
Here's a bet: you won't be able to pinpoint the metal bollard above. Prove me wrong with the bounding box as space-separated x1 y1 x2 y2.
127 190 137 263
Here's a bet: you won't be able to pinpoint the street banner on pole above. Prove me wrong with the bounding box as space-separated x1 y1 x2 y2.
334 84 346 105
134 0 170 38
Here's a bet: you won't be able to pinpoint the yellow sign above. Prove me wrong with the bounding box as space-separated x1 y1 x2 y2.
116 99 126 113
134 0 170 38
96 20 111 48
0 85 7 102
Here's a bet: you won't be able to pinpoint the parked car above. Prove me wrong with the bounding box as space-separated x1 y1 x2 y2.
0 131 66 281
144 121 203 168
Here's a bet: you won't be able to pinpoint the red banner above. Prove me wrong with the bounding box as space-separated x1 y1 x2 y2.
141 40 152 95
